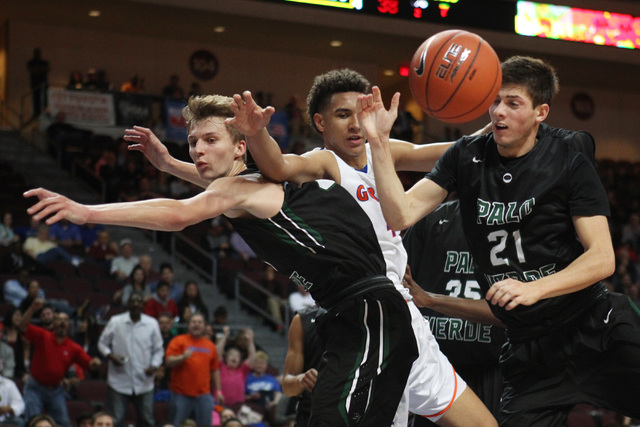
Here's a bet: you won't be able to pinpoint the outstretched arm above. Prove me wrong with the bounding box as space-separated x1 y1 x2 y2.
403 266 503 327
125 126 210 189
358 87 448 230
24 178 282 232
227 91 337 185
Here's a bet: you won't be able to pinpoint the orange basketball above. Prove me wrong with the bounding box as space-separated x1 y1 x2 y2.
409 29 502 124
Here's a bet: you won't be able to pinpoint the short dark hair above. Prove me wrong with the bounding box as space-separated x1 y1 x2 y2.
27 415 56 427
306 69 370 134
156 280 171 291
501 56 559 107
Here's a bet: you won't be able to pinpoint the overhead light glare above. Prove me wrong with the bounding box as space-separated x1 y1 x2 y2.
88 10 101 17
330 40 343 47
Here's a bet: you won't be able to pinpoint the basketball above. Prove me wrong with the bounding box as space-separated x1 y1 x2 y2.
409 29 502 124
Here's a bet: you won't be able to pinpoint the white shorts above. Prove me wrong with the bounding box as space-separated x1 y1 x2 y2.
404 301 467 422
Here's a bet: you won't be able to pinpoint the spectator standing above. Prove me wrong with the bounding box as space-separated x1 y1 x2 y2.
110 238 140 281
158 312 176 350
244 351 282 423
98 291 164 427
26 48 49 117
216 326 256 407
150 263 183 302
0 367 25 426
144 281 178 320
78 223 105 251
165 313 222 426
228 230 257 262
176 280 208 324
19 299 101 427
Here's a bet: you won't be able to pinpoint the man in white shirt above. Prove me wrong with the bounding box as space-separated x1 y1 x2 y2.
0 363 25 427
110 238 140 280
98 291 164 427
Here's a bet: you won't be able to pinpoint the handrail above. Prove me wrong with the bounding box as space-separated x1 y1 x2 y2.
233 272 290 337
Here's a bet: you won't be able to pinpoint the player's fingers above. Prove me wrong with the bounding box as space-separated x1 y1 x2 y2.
390 92 401 114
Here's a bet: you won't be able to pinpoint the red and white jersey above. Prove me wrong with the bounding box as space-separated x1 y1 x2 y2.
327 145 411 300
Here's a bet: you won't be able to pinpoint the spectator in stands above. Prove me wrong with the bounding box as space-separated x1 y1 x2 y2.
86 230 118 273
66 71 83 90
228 229 257 263
0 240 42 275
224 328 263 363
158 312 176 350
188 82 203 98
72 314 101 360
75 413 93 427
165 313 222 426
23 225 81 266
144 281 178 320
18 277 46 314
161 74 185 99
177 280 208 324
20 298 101 427
78 223 105 251
216 326 256 407
0 325 16 379
98 291 164 427
4 269 44 308
117 265 151 307
201 217 230 260
261 264 291 331
3 307 29 381
287 285 315 314
221 419 242 427
110 238 140 281
91 412 114 427
37 303 56 331
150 263 183 302
219 408 237 425
138 254 160 283
26 414 56 427
245 351 282 423
0 212 20 247
120 75 144 94
13 217 40 241
48 219 84 256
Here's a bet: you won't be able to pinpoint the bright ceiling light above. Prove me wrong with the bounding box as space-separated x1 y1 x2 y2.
330 40 343 47
88 10 101 17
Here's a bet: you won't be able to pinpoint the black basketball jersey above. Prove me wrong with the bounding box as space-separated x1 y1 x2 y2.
226 179 389 308
403 200 506 368
427 123 610 339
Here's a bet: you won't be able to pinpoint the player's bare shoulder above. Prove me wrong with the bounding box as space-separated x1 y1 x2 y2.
216 172 284 219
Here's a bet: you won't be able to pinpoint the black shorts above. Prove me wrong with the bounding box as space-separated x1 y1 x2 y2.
309 287 418 427
499 292 640 427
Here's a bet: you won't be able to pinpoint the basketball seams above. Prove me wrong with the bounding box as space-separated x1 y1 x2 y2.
424 30 462 114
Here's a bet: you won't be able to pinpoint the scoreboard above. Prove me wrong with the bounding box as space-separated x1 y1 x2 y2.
254 0 518 32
